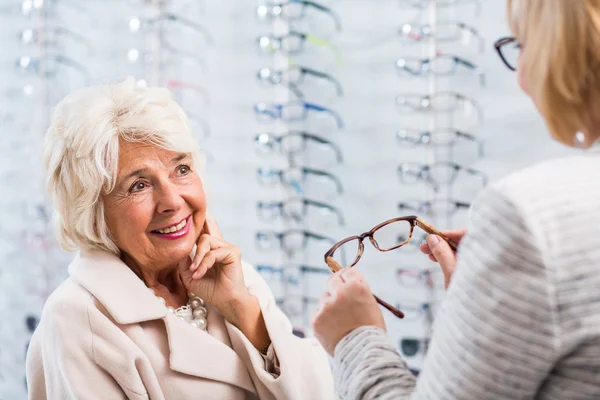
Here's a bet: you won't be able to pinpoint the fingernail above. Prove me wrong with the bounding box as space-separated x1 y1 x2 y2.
426 235 440 247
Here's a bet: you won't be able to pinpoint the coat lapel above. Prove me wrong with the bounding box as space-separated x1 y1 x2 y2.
69 250 256 394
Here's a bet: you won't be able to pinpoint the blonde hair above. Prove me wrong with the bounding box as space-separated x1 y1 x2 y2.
43 77 203 254
507 0 600 145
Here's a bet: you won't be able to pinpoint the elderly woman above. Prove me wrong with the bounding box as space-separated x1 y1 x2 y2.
25 78 334 399
312 0 600 399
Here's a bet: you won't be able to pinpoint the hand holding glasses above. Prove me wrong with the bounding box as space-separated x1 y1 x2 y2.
256 0 342 31
324 216 458 319
254 131 343 163
257 66 343 98
254 101 344 129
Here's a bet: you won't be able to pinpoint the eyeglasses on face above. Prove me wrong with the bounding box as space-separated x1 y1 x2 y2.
398 162 488 191
256 66 343 98
257 229 338 257
128 13 212 44
396 128 483 156
399 21 484 52
257 197 345 226
396 55 485 86
396 92 484 122
256 1 342 31
494 36 520 72
398 198 471 218
254 131 343 163
324 216 457 319
254 101 344 130
400 337 429 357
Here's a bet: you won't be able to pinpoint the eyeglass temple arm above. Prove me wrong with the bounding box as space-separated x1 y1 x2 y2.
303 1 342 31
304 103 344 129
299 66 344 96
396 59 422 76
301 132 344 162
414 218 458 251
305 198 345 226
155 13 213 44
304 168 343 193
325 257 405 319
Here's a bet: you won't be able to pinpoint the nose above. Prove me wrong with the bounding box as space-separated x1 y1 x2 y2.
155 180 185 215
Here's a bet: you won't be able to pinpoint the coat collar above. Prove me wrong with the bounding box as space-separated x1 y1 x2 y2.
69 250 166 324
68 250 256 394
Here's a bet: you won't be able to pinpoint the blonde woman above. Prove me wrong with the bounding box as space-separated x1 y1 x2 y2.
312 1 600 399
25 78 334 399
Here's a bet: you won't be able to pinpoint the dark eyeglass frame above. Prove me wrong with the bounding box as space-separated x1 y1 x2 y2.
396 128 483 157
494 36 519 71
254 101 344 130
324 216 457 319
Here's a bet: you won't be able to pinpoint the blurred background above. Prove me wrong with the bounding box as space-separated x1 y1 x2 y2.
0 0 575 397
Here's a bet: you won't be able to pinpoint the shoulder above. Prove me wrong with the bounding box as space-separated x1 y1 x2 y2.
42 278 95 325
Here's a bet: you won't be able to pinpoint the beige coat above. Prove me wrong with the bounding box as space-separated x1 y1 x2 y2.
25 250 334 399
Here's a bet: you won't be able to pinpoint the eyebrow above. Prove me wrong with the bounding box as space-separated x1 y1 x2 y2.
119 153 192 184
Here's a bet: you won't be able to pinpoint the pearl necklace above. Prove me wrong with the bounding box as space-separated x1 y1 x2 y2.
150 289 209 330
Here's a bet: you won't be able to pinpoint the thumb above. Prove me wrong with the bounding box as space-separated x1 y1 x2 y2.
426 235 456 289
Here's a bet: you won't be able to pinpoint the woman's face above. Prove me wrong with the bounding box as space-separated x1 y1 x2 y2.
516 52 529 95
102 140 206 271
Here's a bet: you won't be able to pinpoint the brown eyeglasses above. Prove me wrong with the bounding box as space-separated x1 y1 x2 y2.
324 215 458 319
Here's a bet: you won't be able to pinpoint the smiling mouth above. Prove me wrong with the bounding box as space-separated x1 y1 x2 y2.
152 216 189 234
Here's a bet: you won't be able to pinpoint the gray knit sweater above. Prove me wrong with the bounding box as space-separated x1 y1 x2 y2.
333 150 600 399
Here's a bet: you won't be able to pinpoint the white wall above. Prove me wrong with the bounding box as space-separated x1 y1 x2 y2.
0 0 573 397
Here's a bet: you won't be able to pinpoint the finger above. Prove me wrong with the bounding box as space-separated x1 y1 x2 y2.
439 229 467 243
203 211 224 240
429 254 438 263
426 235 456 284
193 247 237 279
326 272 347 295
191 234 226 270
420 242 433 255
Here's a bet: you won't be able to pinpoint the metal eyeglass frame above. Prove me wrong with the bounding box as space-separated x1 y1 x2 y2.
324 216 457 319
398 0 482 15
399 21 484 53
128 12 212 44
396 128 484 157
256 166 344 195
16 53 89 83
256 0 342 31
396 55 485 86
396 268 436 289
398 198 471 218
256 197 345 226
257 30 335 54
254 131 343 163
256 229 338 257
254 101 344 130
396 91 484 123
397 161 488 191
256 65 343 98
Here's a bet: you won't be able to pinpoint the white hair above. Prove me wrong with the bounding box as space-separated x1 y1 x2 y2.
43 77 203 254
